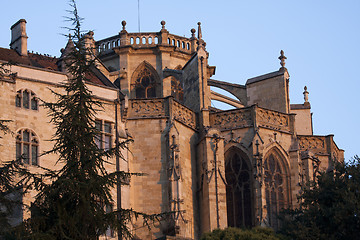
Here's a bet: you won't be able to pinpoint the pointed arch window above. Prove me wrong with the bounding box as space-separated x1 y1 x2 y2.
264 152 289 230
16 129 39 165
15 89 38 110
225 149 253 228
133 66 157 99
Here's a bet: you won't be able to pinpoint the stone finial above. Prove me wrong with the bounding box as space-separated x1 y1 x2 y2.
121 20 127 31
278 50 287 70
160 20 168 33
303 86 309 103
196 22 206 51
120 20 127 34
191 28 196 38
197 22 202 40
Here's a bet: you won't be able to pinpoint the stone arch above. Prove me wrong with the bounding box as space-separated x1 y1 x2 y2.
131 61 160 99
225 146 254 228
263 147 291 230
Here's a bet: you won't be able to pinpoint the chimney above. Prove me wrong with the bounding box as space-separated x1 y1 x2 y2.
10 19 28 56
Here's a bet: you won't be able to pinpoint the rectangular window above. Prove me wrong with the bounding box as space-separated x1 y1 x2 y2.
95 120 112 150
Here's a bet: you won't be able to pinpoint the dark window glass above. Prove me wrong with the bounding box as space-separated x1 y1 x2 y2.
23 131 30 142
104 122 111 133
31 145 38 165
31 97 38 110
23 144 29 164
23 91 29 109
16 143 21 159
225 150 253 228
16 129 39 165
134 67 157 98
16 94 21 107
95 120 112 150
264 153 288 230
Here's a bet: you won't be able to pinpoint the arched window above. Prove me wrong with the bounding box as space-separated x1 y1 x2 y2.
132 63 158 99
16 89 38 110
264 151 289 230
16 129 39 165
225 149 253 228
171 77 183 102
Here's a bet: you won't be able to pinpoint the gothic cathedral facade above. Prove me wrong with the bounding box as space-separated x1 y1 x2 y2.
0 19 344 239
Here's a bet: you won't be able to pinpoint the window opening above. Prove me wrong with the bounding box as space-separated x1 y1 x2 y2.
16 129 39 165
133 66 157 98
16 89 38 110
225 150 253 228
264 153 288 230
95 120 112 150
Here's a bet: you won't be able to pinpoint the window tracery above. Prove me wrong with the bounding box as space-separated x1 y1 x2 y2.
225 149 253 228
133 66 157 99
15 89 38 110
16 129 39 165
264 152 288 230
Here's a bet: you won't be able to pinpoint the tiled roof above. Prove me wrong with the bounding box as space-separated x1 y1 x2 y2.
0 47 115 88
0 47 59 71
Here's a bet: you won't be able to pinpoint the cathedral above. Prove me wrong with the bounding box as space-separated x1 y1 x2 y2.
0 19 344 239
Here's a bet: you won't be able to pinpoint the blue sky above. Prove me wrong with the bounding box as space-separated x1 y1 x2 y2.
1 0 359 160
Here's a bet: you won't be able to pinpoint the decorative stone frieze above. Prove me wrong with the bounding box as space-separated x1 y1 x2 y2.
128 99 165 118
172 100 196 129
210 108 252 130
298 136 326 154
128 98 197 129
256 108 290 132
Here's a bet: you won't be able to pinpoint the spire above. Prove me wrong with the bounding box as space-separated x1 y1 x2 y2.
197 22 202 40
196 22 206 51
278 50 287 71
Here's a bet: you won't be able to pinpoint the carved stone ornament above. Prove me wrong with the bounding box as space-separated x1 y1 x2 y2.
130 99 165 118
210 108 252 130
257 108 290 132
299 136 326 154
172 100 196 129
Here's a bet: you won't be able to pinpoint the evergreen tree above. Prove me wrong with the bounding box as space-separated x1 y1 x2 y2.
0 62 21 237
279 156 360 240
23 1 148 239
